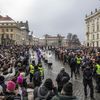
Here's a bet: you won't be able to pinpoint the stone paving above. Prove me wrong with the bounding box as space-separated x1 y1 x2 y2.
43 52 100 100
28 51 100 100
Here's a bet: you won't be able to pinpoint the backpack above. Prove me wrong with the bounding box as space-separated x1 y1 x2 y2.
21 87 28 97
60 72 70 84
34 70 41 81
70 57 76 64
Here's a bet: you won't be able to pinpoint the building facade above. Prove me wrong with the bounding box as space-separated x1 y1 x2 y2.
85 8 100 47
43 34 65 48
18 21 30 45
0 15 30 45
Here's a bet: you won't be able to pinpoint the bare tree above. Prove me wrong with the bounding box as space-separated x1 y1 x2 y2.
67 33 81 48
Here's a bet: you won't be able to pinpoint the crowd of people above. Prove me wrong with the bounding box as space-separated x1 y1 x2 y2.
54 47 100 100
0 45 30 100
0 45 100 100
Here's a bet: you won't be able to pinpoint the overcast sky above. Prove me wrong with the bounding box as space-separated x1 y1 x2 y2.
0 0 100 42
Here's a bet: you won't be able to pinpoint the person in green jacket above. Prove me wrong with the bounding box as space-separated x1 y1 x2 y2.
51 82 78 100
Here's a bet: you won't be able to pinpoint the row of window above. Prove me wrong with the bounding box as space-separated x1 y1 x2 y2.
1 28 13 32
87 34 99 40
1 34 13 39
87 41 99 47
0 23 14 25
87 18 100 32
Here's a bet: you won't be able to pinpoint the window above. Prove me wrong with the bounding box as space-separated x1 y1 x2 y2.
93 25 94 32
2 29 4 32
97 41 99 47
6 23 8 25
88 26 89 32
93 35 95 40
6 29 9 32
87 43 89 46
97 34 99 39
87 35 89 40
6 34 9 38
97 18 99 31
10 34 13 39
2 23 4 25
1 34 4 38
11 23 13 25
93 42 94 47
11 29 13 32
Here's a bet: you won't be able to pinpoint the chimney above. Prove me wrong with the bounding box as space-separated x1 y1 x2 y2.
91 11 93 15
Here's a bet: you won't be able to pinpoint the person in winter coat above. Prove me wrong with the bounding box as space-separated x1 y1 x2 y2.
51 82 78 100
69 56 77 79
56 67 70 92
4 81 21 100
83 65 95 100
0 76 6 93
34 78 57 100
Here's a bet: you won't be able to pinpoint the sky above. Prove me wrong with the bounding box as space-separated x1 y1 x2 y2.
0 0 100 42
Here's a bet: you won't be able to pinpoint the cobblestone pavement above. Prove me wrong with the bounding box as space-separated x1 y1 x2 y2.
43 52 100 100
28 50 100 100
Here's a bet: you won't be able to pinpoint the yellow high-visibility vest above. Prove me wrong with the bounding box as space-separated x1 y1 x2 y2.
39 67 44 77
76 57 81 64
30 64 34 74
96 64 100 75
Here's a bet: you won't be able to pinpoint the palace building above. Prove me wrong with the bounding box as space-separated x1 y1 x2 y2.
0 15 30 45
85 8 100 47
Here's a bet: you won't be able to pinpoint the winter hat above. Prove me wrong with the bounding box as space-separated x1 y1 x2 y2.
7 81 16 91
61 67 65 72
62 82 73 96
0 85 3 93
17 75 23 85
20 72 25 78
44 78 53 90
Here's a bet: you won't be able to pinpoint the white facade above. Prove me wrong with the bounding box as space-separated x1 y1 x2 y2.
85 9 100 47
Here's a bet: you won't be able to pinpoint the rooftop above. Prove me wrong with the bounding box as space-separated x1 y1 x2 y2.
0 15 14 21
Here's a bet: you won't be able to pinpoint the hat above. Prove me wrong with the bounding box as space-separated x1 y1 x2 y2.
62 82 73 96
17 75 23 85
7 81 16 91
20 72 25 78
61 67 65 72
44 78 53 90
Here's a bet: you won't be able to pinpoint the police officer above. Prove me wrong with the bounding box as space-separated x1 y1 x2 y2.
95 60 100 93
76 54 82 75
83 64 95 100
29 60 35 82
38 62 44 80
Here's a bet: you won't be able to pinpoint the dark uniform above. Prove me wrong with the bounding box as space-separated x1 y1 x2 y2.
56 68 70 92
83 66 94 99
